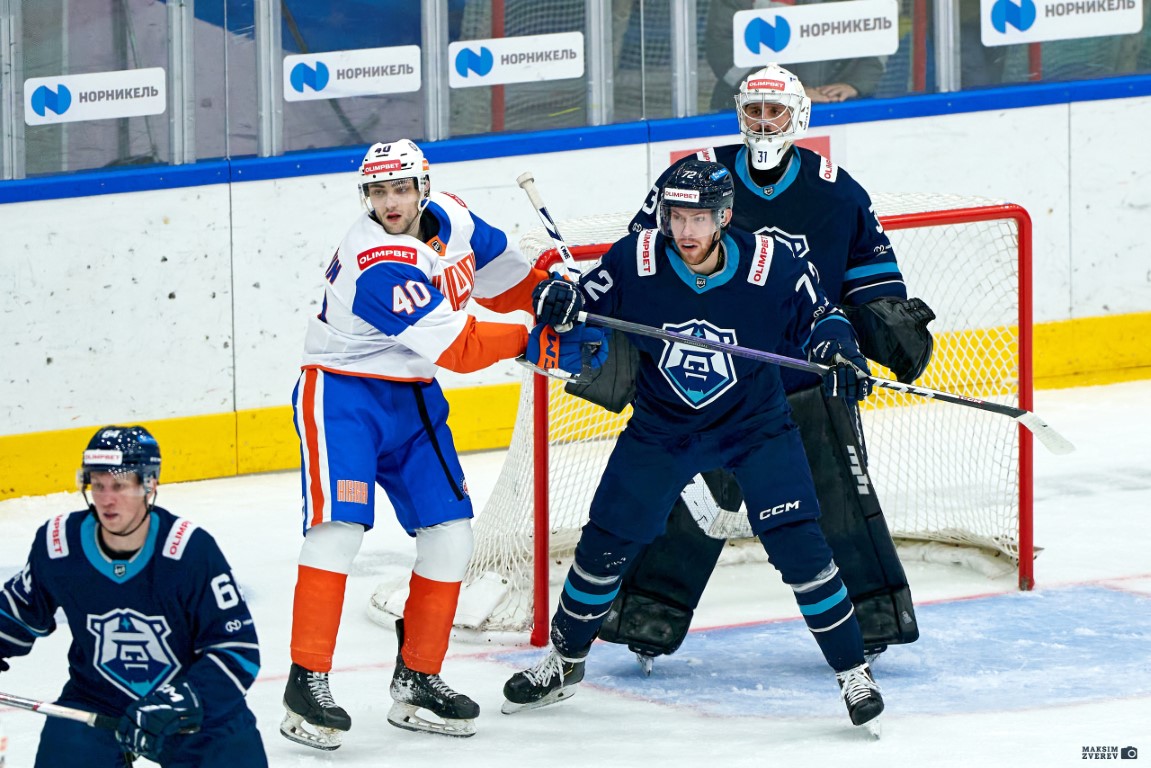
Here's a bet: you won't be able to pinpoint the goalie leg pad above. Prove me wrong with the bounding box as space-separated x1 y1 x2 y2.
789 386 919 648
599 494 726 656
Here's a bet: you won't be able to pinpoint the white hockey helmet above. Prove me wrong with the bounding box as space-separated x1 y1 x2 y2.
734 64 811 171
358 139 431 211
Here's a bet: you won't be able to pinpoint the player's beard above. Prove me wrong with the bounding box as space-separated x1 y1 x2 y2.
381 207 420 237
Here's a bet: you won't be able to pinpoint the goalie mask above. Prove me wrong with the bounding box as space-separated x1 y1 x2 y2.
657 160 735 240
735 64 811 171
358 139 431 212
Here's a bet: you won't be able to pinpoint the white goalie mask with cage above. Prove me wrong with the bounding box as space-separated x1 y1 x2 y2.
358 139 431 211
735 64 812 171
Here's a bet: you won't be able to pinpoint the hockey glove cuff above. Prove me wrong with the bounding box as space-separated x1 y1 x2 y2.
532 273 584 333
527 323 608 376
0 658 8 673
116 680 202 761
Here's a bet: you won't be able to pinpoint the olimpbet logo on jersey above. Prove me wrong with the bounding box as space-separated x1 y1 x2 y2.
24 68 165 126
980 0 1142 45
283 46 421 101
449 32 584 88
733 0 898 66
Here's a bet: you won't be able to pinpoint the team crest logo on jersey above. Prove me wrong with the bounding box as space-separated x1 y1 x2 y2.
754 225 810 261
658 320 738 409
432 251 476 310
88 608 180 698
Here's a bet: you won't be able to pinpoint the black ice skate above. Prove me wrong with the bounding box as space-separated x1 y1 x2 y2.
501 647 586 714
836 662 884 735
280 663 351 751
388 618 479 738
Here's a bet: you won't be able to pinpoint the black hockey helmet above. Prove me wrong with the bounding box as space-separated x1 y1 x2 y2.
657 160 735 238
78 425 162 488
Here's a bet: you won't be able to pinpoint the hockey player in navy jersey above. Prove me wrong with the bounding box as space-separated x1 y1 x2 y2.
503 160 885 729
282 139 581 748
0 425 267 767
598 64 935 672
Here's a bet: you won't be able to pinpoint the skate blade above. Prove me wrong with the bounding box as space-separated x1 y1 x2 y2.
387 702 476 738
279 710 345 751
635 653 653 677
500 685 578 715
863 716 882 740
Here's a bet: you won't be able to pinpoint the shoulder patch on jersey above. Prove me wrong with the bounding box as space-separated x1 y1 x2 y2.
817 155 839 183
636 229 658 276
161 518 200 561
45 514 70 559
747 235 775 287
696 147 717 162
357 244 419 270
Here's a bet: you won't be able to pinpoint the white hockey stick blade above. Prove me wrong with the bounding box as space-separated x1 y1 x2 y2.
515 355 575 380
1015 411 1075 454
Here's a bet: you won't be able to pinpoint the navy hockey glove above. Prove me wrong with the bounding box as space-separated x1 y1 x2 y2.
810 339 873 403
532 273 584 333
116 680 202 761
0 658 8 672
527 323 608 376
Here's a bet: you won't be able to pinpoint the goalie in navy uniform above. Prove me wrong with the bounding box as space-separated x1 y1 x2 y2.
596 63 936 673
506 159 885 728
0 426 267 767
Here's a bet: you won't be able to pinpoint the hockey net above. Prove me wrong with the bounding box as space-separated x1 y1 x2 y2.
457 194 1033 642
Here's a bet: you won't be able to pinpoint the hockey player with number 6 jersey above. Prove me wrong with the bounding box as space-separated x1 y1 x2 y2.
502 160 885 730
0 425 266 767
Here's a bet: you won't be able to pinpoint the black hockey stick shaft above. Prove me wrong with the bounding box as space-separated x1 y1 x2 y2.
579 311 1074 455
0 689 119 730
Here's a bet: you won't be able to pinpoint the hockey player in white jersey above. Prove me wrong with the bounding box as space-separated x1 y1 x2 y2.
281 139 580 749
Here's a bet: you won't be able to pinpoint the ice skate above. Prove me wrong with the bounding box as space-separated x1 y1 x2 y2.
501 647 586 714
836 662 884 735
388 619 479 737
280 663 351 751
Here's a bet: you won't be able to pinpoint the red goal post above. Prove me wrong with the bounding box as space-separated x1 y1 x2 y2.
463 194 1033 647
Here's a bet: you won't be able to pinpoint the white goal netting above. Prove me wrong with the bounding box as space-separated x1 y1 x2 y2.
448 194 1032 637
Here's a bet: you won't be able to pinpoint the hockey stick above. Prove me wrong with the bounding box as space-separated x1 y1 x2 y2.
0 689 119 730
578 311 1075 455
516 171 582 282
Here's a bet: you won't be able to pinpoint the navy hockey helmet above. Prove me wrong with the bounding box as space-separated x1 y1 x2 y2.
78 425 162 488
657 160 735 238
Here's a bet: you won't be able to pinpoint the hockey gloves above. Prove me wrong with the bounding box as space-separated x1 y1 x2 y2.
0 657 8 672
116 680 203 761
527 323 608 376
810 339 873 404
532 273 584 333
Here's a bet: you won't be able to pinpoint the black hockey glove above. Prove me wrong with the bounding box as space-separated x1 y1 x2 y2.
0 657 8 672
532 273 584 333
116 680 202 761
810 339 873 404
843 297 936 383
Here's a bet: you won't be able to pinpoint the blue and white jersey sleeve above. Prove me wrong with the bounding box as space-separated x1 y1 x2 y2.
175 525 260 723
836 167 906 306
423 192 543 315
780 257 859 357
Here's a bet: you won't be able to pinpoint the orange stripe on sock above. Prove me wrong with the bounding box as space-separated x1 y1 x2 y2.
290 564 348 672
300 369 326 528
401 573 462 675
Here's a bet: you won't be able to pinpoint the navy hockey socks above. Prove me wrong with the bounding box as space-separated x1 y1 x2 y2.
551 522 643 657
